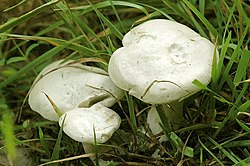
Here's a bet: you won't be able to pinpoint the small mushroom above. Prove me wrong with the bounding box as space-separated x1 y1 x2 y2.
58 103 121 143
108 19 218 133
28 60 124 121
59 103 121 165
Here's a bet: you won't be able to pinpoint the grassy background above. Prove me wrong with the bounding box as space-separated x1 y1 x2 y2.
0 0 249 165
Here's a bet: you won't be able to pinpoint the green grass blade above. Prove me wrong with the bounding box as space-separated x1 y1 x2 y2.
236 119 250 133
210 43 219 89
92 9 123 40
216 31 232 81
43 92 63 117
198 137 224 166
236 0 249 37
192 79 232 105
65 10 106 51
53 0 97 50
7 21 64 54
221 2 236 40
181 2 208 38
3 0 27 12
162 0 192 24
51 1 78 39
206 135 238 164
198 0 205 15
200 148 203 166
170 132 193 157
155 105 172 135
125 93 137 133
237 100 250 113
137 3 173 20
4 34 97 55
6 57 26 64
218 26 249 90
72 1 149 15
6 44 40 64
222 140 250 148
192 79 213 92
233 156 250 166
38 126 51 158
50 116 65 166
0 33 100 89
0 45 65 89
25 43 40 58
93 128 99 166
0 0 60 33
214 82 249 137
182 0 220 41
108 0 126 33
212 2 227 34
175 122 221 133
0 111 16 161
233 49 250 86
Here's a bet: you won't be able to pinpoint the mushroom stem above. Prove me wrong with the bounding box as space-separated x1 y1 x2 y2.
147 101 184 136
146 101 184 157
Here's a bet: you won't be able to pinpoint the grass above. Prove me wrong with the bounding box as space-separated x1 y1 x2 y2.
0 0 249 165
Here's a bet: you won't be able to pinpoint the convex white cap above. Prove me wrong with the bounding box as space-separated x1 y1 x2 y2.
59 103 121 143
109 19 218 104
28 60 124 121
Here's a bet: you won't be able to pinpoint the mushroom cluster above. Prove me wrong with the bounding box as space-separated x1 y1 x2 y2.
108 19 218 135
28 59 124 159
28 19 218 162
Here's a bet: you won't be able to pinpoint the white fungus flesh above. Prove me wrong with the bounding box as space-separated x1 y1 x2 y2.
28 60 124 121
59 103 121 143
108 19 218 104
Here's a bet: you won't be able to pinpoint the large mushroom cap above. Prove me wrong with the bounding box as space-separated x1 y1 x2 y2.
108 19 218 104
28 60 124 121
59 103 121 143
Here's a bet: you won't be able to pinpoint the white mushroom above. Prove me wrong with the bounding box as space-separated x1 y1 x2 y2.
108 19 218 134
59 103 121 143
109 19 217 104
59 103 121 166
28 60 124 121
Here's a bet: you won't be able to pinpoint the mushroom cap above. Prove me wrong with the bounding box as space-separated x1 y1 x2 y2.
59 103 121 143
28 60 124 121
108 19 218 104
